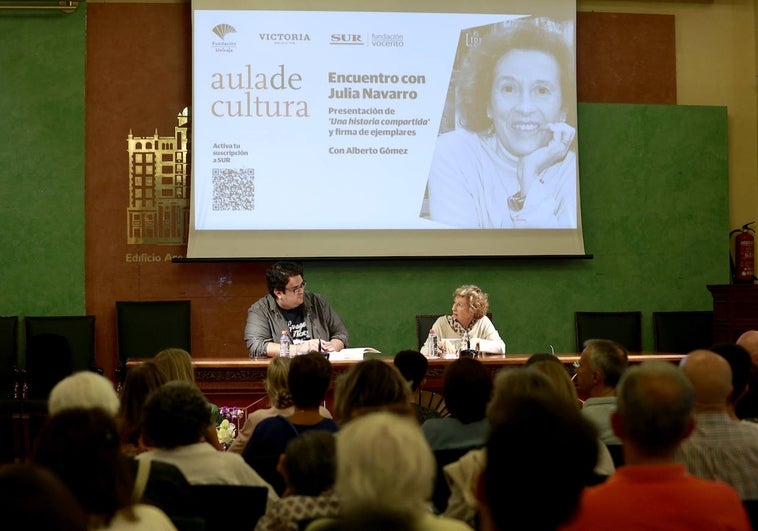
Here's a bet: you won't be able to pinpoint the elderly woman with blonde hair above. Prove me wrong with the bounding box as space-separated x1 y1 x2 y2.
330 412 471 530
422 284 505 356
152 347 223 450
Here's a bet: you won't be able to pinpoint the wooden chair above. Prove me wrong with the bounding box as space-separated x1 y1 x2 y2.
574 311 642 353
652 310 713 353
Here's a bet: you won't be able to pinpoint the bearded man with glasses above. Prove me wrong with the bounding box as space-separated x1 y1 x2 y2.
245 261 349 358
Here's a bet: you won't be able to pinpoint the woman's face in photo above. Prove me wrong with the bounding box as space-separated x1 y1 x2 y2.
488 48 564 157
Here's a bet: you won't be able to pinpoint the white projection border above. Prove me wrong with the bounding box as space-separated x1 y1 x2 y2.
189 0 583 259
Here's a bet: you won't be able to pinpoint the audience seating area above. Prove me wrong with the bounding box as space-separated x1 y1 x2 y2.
0 314 99 462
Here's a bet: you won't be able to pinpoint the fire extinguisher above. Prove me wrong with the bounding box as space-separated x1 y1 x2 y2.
730 221 756 284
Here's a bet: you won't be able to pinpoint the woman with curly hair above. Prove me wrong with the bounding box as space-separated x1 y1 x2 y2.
421 284 505 356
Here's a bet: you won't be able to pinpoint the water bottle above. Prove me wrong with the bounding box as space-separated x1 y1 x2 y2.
279 330 291 358
427 329 438 358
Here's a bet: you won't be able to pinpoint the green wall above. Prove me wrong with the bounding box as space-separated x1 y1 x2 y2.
0 7 86 318
0 5 728 358
307 103 729 355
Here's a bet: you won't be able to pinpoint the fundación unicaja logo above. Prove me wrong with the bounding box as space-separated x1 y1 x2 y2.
212 23 236 40
211 24 238 53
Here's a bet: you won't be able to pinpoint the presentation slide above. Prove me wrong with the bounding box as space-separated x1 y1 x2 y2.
189 1 584 258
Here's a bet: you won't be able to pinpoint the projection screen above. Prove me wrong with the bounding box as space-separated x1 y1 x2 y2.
188 0 584 259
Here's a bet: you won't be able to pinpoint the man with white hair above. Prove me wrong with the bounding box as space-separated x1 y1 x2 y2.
676 349 758 500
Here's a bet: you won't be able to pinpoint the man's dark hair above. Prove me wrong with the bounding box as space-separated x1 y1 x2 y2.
142 381 211 448
393 350 428 392
289 352 332 408
284 430 336 496
266 261 303 295
443 357 493 423
484 395 598 531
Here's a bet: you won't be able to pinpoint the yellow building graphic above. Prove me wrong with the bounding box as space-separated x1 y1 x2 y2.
126 108 190 245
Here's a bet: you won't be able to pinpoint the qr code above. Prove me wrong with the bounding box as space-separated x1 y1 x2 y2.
212 168 255 211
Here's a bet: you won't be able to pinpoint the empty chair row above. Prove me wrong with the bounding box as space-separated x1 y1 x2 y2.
575 310 714 353
0 300 191 463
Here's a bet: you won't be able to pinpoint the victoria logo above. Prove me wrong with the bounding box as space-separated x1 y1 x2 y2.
212 24 236 40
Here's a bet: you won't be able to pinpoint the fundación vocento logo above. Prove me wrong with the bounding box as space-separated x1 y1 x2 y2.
329 32 404 47
212 23 236 40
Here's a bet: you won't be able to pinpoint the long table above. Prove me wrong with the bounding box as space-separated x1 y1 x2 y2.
126 353 684 409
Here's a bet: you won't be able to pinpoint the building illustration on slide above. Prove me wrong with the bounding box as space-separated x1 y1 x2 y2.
126 107 191 245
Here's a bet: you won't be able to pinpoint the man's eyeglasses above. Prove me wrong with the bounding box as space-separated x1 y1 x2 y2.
285 281 307 293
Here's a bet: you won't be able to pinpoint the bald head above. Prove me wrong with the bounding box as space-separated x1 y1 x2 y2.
736 330 758 366
680 350 733 409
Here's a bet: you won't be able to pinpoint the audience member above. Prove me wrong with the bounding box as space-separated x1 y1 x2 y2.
422 357 492 451
573 339 628 445
710 343 757 424
137 380 279 506
561 361 750 530
255 431 340 531
48 370 120 417
478 394 598 531
332 358 413 424
334 411 471 530
444 366 612 527
117 360 167 456
421 285 505 356
153 347 223 448
33 408 176 530
244 260 349 358
736 330 758 421
393 349 444 424
530 358 615 475
675 350 758 500
45 370 193 519
244 352 337 495
529 359 583 408
229 356 332 454
0 463 88 531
